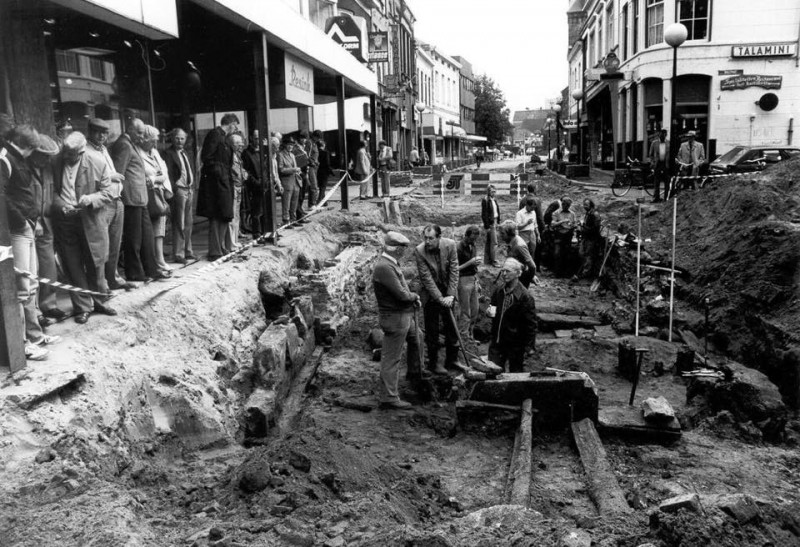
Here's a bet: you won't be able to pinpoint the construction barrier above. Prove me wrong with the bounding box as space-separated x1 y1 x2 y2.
666 171 744 197
433 172 532 196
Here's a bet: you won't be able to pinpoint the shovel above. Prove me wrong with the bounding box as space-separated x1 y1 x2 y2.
447 307 474 373
590 236 617 293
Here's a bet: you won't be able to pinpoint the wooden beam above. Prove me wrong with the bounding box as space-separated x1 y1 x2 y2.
504 399 533 507
571 418 632 515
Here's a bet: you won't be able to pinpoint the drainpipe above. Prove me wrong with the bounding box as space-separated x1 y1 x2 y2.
789 118 794 146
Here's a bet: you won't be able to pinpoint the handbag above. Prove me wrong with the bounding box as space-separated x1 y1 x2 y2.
147 185 169 217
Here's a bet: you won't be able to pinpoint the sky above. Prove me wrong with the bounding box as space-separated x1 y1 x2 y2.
406 0 569 115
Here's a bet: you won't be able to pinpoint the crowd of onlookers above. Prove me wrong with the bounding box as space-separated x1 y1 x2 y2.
0 111 343 362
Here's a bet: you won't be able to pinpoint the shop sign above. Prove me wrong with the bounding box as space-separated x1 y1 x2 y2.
720 74 782 91
284 53 314 106
718 69 743 76
731 43 797 58
368 32 389 63
383 74 403 97
562 119 577 130
326 15 366 62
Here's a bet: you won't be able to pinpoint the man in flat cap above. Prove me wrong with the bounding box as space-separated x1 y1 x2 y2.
372 231 426 410
86 118 132 290
486 258 537 372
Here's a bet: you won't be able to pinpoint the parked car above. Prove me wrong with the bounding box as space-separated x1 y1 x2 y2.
708 145 800 174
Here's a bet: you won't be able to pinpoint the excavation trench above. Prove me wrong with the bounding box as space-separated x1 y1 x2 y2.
4 184 800 547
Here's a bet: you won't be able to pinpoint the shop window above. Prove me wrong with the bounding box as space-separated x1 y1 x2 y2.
646 0 664 48
55 49 79 74
678 0 710 40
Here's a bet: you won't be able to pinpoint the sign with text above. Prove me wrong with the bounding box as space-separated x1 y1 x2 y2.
720 74 782 91
326 15 366 62
368 32 389 62
284 53 314 106
383 74 403 97
718 69 743 76
731 43 797 58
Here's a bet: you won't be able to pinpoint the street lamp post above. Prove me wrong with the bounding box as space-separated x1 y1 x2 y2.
571 89 584 164
546 117 552 168
665 23 688 175
553 104 562 162
415 102 426 164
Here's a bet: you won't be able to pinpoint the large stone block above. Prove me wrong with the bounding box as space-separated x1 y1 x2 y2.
253 327 288 390
146 383 231 450
243 388 277 438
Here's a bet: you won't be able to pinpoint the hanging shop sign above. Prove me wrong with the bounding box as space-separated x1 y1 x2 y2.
718 69 743 76
383 74 403 97
326 15 367 62
368 32 389 63
284 53 315 106
720 74 782 91
731 43 797 58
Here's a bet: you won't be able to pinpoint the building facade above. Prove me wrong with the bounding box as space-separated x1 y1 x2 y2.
568 0 800 168
418 41 461 164
453 55 484 157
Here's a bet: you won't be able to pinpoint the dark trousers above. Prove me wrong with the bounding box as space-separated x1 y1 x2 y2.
122 205 159 281
378 311 423 402
484 223 498 264
295 173 307 219
53 214 102 314
316 168 328 204
488 342 526 373
423 299 459 368
553 232 573 278
654 161 668 199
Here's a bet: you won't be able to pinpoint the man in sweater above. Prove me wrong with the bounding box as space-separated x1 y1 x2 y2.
372 231 425 410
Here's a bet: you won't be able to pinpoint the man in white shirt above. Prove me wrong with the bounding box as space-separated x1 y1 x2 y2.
515 196 540 260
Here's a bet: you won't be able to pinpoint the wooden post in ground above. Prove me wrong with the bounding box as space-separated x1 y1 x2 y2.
571 418 632 515
504 399 533 506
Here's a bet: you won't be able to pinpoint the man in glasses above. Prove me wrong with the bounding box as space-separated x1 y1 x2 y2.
486 258 537 372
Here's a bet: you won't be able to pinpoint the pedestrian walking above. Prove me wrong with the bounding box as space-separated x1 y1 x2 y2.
481 185 501 266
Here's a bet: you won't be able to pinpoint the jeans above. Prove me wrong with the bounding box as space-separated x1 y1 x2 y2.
170 186 194 259
378 311 421 403
484 223 498 264
34 216 58 313
457 275 479 338
122 205 159 280
11 223 44 343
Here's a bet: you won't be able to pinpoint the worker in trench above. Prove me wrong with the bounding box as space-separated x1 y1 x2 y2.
486 258 537 373
372 231 428 410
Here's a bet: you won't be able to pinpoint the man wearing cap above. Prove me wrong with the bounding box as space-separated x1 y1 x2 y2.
86 118 132 290
53 131 117 324
486 258 537 373
415 224 460 374
373 231 425 409
164 128 196 262
677 130 706 183
648 129 670 202
28 133 67 324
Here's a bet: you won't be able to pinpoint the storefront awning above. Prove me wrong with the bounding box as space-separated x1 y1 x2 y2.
51 0 179 39
462 134 488 142
194 0 378 97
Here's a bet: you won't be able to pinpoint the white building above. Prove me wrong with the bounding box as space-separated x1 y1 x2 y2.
418 41 462 164
568 0 800 168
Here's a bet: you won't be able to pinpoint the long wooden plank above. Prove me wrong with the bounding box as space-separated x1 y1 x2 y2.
571 418 632 515
504 399 533 506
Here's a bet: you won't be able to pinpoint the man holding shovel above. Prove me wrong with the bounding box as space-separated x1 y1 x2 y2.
486 258 537 372
372 231 427 410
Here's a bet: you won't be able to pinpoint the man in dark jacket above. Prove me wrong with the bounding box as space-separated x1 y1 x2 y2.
373 231 426 410
574 198 603 280
197 113 238 259
241 130 265 238
313 130 332 205
415 224 460 374
487 258 537 372
480 185 501 266
164 128 196 263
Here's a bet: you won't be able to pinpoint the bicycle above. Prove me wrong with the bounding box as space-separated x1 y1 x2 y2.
611 157 654 197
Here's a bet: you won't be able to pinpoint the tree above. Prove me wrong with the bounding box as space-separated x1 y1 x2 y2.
474 75 514 147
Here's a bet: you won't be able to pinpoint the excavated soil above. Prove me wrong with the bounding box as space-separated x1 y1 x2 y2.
1 161 800 546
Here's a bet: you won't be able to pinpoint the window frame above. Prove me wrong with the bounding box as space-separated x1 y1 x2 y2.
633 0 640 54
645 0 664 49
676 0 711 41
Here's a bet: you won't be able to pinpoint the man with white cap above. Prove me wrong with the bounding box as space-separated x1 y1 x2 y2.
372 231 425 409
486 258 537 372
676 130 706 180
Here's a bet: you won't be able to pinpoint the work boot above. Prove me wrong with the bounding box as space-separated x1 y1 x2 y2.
444 345 461 370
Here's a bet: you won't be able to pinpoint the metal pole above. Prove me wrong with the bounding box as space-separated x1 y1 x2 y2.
669 45 678 175
253 32 275 241
577 101 582 164
336 76 349 209
144 40 156 125
668 195 677 341
635 202 642 337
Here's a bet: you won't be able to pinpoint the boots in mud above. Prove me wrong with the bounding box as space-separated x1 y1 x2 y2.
405 338 432 381
427 346 448 376
444 345 462 371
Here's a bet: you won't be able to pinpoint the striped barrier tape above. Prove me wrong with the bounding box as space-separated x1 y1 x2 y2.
14 267 114 298
667 172 743 196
